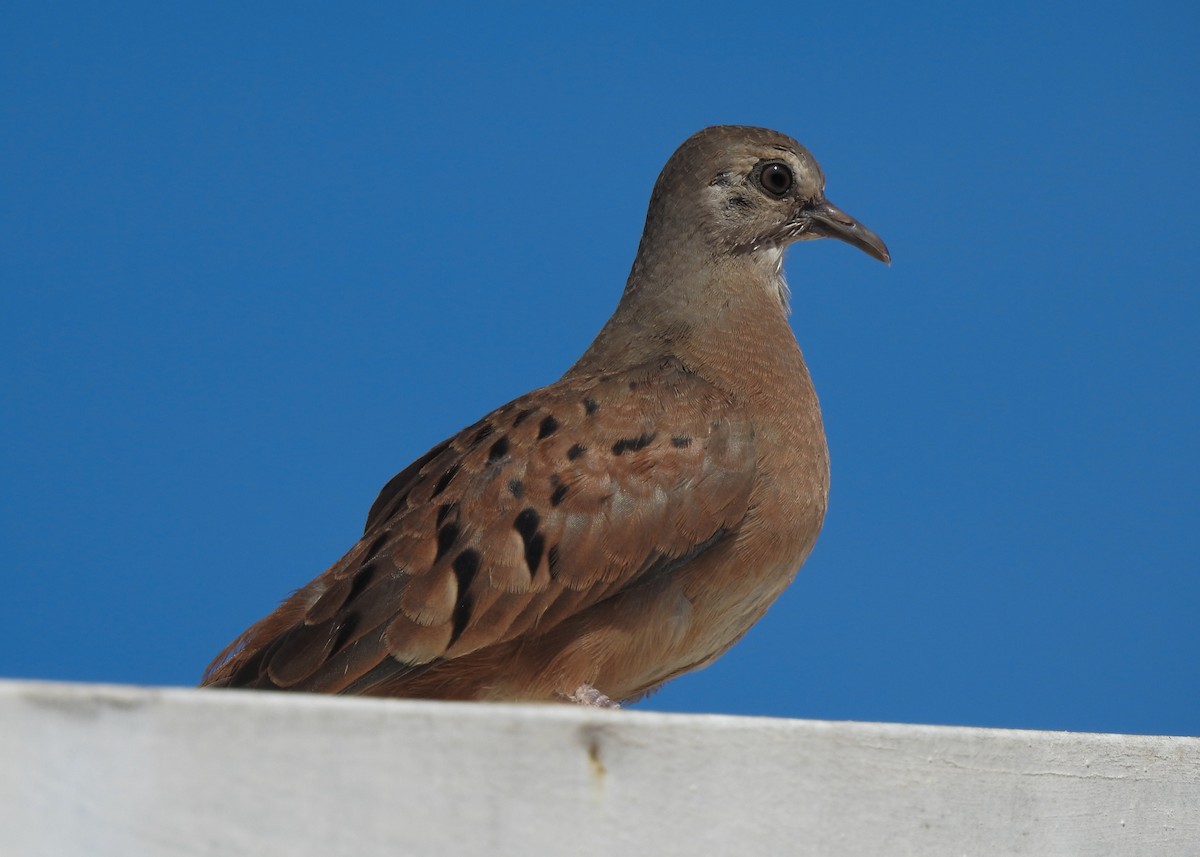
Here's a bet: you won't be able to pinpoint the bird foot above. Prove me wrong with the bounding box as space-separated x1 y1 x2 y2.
565 684 621 709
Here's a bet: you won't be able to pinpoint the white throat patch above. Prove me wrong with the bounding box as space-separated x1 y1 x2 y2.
756 245 790 313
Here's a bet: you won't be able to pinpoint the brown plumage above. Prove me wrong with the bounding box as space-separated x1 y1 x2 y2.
202 125 889 705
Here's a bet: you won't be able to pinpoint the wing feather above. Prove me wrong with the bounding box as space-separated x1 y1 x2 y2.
202 357 756 696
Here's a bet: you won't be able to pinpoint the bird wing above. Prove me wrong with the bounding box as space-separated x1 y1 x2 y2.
201 357 757 694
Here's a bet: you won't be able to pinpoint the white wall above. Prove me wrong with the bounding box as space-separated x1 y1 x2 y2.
2 679 1197 856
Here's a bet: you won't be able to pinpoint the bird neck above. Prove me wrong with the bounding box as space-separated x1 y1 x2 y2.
567 247 812 402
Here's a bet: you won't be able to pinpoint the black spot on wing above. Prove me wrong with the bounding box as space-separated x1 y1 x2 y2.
431 462 461 498
487 435 510 463
612 433 657 455
514 508 539 541
537 415 559 439
346 561 379 604
513 508 545 576
436 502 458 527
364 530 391 561
436 522 460 562
449 550 480 645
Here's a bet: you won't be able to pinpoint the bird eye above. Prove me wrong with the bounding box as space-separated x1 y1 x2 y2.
758 162 793 197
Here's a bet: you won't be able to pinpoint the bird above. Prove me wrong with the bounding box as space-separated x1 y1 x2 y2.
201 125 889 707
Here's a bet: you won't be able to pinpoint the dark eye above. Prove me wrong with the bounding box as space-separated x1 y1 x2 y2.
758 162 793 197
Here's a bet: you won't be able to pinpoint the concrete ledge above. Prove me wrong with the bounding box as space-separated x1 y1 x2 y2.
3 679 1197 856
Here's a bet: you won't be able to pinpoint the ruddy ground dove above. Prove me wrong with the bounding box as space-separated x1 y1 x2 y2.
202 125 889 706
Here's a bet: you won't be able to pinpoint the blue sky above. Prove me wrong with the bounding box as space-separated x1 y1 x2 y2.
2 3 1197 736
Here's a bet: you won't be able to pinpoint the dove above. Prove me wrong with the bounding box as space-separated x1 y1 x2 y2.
202 125 889 706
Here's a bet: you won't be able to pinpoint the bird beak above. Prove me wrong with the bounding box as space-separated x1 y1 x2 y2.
804 198 891 264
